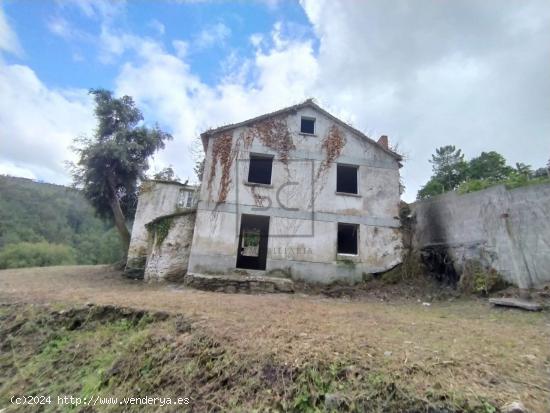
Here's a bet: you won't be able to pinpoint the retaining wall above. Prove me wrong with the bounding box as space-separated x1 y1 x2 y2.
411 183 550 288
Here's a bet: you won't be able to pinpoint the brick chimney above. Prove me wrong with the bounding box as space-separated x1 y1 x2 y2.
377 135 388 149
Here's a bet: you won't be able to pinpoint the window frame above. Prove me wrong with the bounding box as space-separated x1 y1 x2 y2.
300 116 316 135
185 191 194 208
247 153 274 186
336 163 359 195
337 222 359 256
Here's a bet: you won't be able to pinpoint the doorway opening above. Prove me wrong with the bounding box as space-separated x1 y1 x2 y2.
236 214 270 270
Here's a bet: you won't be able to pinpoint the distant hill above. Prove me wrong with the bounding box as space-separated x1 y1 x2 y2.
0 175 123 268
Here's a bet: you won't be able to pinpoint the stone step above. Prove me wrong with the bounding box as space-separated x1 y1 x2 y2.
184 273 294 294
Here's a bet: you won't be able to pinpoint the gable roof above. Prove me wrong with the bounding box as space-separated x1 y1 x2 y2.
200 99 402 161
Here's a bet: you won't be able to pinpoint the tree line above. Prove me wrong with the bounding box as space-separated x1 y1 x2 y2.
5 87 546 268
417 145 550 199
0 175 123 269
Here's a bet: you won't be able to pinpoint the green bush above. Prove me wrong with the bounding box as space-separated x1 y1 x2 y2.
457 175 550 195
458 260 508 295
457 179 495 194
0 242 76 269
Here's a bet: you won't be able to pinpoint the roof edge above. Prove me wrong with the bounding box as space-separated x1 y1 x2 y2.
143 179 198 189
200 99 402 161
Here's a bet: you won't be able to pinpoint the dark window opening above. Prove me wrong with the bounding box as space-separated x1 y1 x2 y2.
337 223 358 255
300 117 315 134
248 154 273 185
337 164 358 194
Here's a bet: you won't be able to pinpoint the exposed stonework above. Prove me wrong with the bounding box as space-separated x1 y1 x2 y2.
126 181 197 278
144 211 196 282
185 273 294 294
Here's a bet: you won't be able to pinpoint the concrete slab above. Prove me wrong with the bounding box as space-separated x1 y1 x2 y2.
489 297 543 311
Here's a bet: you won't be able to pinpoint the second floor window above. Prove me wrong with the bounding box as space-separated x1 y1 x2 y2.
300 117 315 134
248 154 273 185
337 164 358 194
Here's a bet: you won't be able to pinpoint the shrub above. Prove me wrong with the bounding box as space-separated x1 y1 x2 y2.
457 179 495 194
458 260 508 295
457 176 550 195
0 242 76 269
380 252 425 284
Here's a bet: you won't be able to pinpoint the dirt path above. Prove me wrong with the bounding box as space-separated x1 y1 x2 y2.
1 265 549 411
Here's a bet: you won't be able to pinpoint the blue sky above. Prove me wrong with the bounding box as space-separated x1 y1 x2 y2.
1 0 549 201
3 1 314 89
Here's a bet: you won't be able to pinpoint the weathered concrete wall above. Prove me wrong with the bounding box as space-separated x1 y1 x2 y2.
144 211 196 282
188 210 402 283
188 105 403 283
411 183 550 288
126 181 196 277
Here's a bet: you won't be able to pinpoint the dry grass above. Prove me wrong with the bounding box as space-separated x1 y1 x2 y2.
1 265 549 411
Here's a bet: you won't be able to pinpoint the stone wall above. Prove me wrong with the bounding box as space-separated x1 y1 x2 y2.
411 183 550 288
126 181 196 278
144 211 196 282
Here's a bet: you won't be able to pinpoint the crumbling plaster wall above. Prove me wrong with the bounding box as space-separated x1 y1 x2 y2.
188 106 403 283
126 181 191 277
144 212 196 282
411 183 550 288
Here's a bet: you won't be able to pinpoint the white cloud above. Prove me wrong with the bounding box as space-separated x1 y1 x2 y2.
2 0 549 201
56 0 125 21
0 4 94 183
299 0 550 200
148 19 165 36
193 22 231 50
110 23 318 183
0 62 94 183
0 4 23 56
47 16 71 38
172 39 188 58
0 161 36 180
94 1 550 198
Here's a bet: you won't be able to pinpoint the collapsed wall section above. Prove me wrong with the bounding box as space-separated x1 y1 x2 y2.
125 181 196 278
144 211 196 282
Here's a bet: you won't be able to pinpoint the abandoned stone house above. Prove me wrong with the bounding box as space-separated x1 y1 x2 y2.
126 99 403 286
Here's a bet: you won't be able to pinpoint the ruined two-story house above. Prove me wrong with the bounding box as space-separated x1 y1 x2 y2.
126 99 403 287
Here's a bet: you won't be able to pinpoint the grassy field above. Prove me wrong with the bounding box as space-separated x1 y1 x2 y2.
0 265 549 412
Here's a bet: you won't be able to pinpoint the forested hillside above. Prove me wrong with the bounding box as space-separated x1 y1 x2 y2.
0 175 123 268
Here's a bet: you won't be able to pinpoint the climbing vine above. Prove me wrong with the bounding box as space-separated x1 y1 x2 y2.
207 133 234 203
146 216 174 247
139 181 155 194
242 117 295 165
317 125 346 179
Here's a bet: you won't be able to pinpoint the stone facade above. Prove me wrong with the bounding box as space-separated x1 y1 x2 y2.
125 180 197 279
144 211 196 282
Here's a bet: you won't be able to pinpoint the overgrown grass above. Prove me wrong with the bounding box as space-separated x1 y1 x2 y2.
0 303 502 412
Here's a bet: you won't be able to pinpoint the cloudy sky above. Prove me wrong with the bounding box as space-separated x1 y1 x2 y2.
0 0 549 201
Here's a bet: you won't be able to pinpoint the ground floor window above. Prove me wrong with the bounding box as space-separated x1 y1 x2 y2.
337 223 359 255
